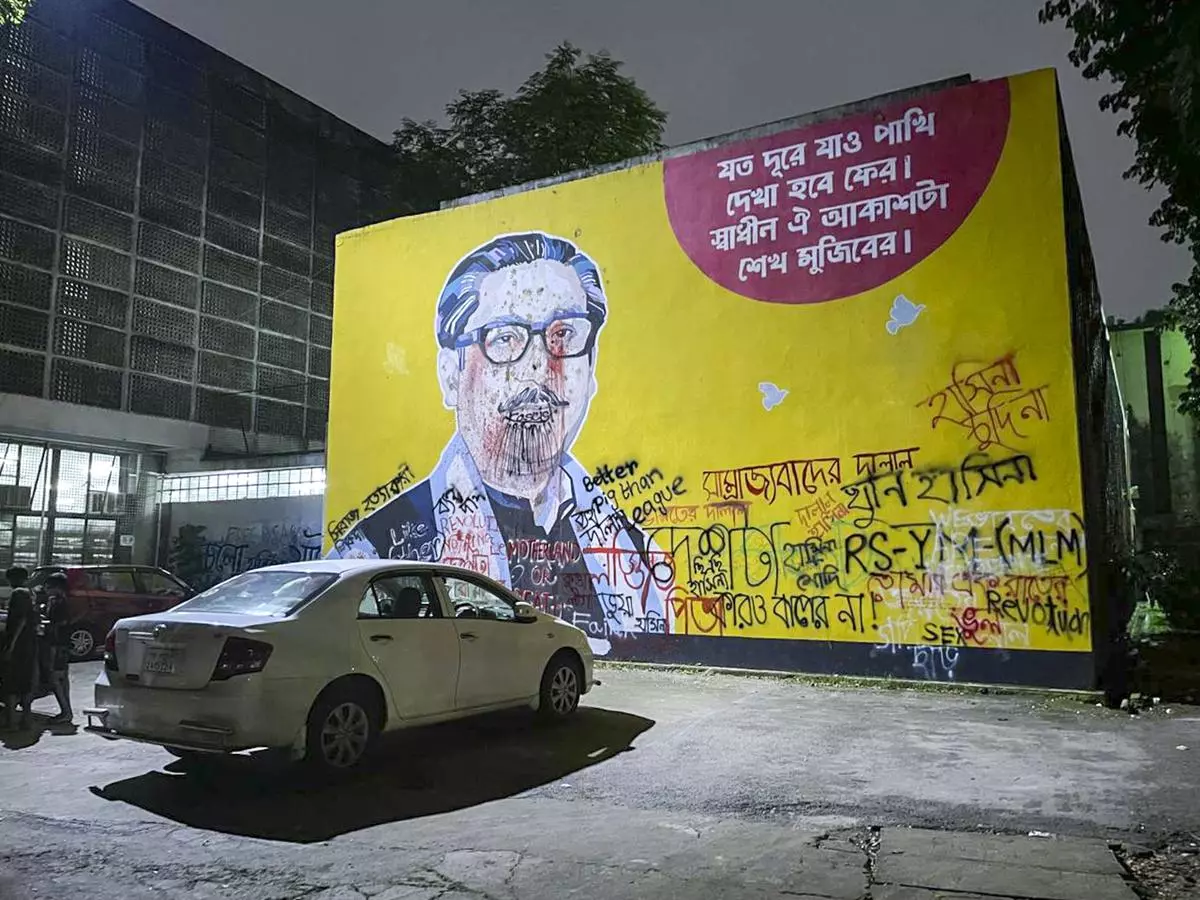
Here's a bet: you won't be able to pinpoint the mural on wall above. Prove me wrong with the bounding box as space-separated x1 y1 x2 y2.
331 234 669 653
325 69 1094 687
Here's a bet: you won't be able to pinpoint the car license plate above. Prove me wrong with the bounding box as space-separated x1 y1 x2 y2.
142 648 181 675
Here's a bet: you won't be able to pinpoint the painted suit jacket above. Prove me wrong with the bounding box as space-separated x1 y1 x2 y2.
327 434 672 655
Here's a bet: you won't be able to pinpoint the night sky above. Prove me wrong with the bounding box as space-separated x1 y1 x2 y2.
130 0 1189 320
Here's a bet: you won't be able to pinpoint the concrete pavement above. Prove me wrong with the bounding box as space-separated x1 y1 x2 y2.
0 663 1195 898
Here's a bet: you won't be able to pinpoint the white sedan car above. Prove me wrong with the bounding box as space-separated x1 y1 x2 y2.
84 559 596 773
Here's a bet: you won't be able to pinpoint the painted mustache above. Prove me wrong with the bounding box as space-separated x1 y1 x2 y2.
497 385 568 425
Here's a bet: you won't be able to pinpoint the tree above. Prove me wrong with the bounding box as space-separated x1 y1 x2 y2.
1040 2 1200 411
0 0 34 26
391 42 667 215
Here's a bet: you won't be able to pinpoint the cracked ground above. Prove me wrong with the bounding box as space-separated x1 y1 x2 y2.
0 664 1197 899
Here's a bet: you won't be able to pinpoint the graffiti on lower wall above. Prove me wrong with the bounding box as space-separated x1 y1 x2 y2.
325 70 1097 686
328 402 1084 660
171 521 323 591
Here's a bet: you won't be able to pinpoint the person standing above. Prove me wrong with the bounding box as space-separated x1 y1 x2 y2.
2 566 37 730
42 572 72 724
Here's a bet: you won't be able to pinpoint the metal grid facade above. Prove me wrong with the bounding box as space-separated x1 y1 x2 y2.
0 0 392 445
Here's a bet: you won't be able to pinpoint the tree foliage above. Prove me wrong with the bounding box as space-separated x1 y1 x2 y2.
391 42 667 215
0 0 34 26
1040 2 1200 411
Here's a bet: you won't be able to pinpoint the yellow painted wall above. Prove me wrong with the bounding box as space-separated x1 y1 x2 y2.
326 69 1090 683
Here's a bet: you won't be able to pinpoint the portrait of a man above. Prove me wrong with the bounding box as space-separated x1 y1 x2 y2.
330 231 670 653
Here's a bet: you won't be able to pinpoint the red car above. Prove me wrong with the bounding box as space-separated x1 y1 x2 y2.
25 565 195 661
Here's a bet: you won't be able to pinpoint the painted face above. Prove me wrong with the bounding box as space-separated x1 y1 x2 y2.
441 259 598 499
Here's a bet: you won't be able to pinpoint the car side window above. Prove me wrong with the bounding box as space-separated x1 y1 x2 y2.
140 572 188 596
441 576 516 622
359 573 442 620
86 569 137 593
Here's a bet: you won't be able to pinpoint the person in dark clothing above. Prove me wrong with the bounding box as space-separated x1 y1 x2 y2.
2 566 37 730
42 572 72 724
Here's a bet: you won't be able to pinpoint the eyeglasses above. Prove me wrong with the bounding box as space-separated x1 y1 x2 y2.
455 313 597 365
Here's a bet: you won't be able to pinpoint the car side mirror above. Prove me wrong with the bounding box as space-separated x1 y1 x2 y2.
514 601 538 624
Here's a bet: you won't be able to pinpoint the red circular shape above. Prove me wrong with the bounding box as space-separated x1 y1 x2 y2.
663 78 1011 305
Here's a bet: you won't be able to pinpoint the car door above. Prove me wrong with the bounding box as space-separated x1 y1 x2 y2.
438 574 544 710
84 568 140 630
356 571 460 722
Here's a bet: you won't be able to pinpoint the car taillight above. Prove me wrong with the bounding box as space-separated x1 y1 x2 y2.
211 637 273 682
104 629 118 672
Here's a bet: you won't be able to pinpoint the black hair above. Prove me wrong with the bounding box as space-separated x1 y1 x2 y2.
435 231 607 349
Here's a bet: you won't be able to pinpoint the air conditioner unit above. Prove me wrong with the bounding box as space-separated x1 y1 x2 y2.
0 485 33 509
87 491 120 515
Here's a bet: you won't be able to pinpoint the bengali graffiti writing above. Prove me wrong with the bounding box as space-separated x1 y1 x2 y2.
195 522 323 590
362 462 415 512
702 457 842 504
327 507 360 543
920 354 1051 452
840 453 1036 528
853 446 920 478
795 493 851 539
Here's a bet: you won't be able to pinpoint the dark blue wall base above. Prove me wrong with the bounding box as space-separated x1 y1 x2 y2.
606 635 1095 690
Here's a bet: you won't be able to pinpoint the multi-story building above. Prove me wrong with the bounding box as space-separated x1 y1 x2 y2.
0 0 393 571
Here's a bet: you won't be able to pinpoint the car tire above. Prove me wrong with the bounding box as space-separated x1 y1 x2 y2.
67 624 98 661
537 652 583 722
305 684 378 775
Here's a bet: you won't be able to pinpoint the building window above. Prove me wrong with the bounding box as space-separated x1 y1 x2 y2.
158 466 325 503
0 441 137 568
0 441 50 511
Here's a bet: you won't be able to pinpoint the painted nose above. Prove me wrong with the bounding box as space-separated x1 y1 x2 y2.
523 333 550 372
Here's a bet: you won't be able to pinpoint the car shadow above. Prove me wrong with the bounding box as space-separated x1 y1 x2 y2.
90 706 654 843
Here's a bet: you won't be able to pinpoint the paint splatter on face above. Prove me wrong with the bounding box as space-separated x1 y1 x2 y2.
496 384 570 477
451 260 596 498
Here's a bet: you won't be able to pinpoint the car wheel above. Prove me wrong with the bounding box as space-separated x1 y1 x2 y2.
68 625 97 660
305 685 377 774
538 652 583 721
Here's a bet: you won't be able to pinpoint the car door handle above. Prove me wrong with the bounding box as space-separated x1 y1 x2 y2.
459 632 477 641
369 634 393 642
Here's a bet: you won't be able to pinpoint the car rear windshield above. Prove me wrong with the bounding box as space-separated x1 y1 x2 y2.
26 568 60 588
176 571 337 618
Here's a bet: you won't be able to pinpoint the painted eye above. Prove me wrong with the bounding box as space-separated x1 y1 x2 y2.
486 326 523 343
549 319 592 354
483 326 528 361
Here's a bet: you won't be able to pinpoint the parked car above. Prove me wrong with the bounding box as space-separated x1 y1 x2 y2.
22 565 195 661
84 559 596 774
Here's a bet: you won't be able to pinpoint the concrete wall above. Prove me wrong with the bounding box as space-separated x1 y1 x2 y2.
326 70 1104 688
1058 100 1134 700
0 394 214 453
160 495 323 590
